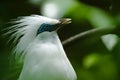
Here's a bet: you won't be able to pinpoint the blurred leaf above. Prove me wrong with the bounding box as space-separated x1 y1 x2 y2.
83 53 101 68
67 2 115 28
88 8 114 28
79 53 117 80
41 0 76 18
101 34 119 51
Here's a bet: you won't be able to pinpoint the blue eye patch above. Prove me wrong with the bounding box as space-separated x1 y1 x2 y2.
37 23 60 34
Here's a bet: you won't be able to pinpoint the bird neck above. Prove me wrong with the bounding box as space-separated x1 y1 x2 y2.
36 31 59 43
24 31 65 61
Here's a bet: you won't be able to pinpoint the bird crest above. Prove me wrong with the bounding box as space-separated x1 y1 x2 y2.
4 15 59 59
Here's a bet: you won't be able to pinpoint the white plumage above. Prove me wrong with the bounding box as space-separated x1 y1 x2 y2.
6 15 77 80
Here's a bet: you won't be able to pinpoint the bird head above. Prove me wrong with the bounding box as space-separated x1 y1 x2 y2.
6 15 71 58
37 18 71 34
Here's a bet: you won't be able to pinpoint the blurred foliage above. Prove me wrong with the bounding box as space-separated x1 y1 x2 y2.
0 0 120 80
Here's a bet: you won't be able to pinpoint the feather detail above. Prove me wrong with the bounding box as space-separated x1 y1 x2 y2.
5 15 59 59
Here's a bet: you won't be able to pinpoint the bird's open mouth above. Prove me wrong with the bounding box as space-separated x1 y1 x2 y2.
59 18 72 25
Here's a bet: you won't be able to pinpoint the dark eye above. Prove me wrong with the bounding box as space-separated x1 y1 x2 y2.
37 23 54 34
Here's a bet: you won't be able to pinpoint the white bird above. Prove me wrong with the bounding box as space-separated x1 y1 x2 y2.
6 15 77 80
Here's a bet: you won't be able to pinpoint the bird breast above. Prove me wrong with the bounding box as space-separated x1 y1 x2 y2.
18 32 77 80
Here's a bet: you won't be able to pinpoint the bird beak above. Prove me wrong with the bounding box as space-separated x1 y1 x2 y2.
59 18 72 25
53 18 72 31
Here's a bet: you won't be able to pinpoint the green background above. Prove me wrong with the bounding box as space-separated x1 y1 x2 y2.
0 0 120 80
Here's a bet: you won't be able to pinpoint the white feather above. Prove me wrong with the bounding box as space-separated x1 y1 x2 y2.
6 15 59 58
6 15 77 80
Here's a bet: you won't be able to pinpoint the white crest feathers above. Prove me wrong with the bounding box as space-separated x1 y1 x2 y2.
5 15 59 58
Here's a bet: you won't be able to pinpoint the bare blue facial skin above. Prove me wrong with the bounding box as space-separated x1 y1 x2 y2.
37 23 61 34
